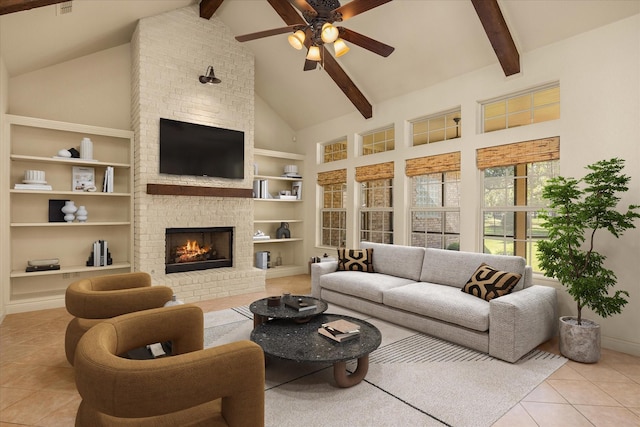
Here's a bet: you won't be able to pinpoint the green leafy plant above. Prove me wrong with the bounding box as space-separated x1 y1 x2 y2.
538 158 640 325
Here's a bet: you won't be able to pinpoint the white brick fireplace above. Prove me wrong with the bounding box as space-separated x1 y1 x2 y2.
131 5 264 302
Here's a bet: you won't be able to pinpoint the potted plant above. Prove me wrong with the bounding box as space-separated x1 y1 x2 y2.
537 158 639 363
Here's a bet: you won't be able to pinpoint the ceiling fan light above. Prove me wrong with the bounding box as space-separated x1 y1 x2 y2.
306 45 321 61
321 23 339 44
288 30 306 50
333 38 350 57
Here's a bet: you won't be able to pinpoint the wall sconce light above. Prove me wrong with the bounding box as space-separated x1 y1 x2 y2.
199 66 221 84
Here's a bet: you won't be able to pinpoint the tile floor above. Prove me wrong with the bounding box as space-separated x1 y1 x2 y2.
1 274 639 426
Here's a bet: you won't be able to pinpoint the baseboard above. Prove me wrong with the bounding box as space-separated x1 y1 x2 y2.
5 297 65 314
602 335 640 357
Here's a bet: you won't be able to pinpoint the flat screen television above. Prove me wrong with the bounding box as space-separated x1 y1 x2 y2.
159 118 245 180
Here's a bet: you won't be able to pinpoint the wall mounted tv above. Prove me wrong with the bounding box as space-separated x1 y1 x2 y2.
159 118 245 180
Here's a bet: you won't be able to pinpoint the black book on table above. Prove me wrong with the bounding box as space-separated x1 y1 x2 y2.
284 297 317 311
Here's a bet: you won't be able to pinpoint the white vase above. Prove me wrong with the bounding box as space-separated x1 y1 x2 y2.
61 201 77 222
80 137 93 160
76 205 88 222
164 294 184 307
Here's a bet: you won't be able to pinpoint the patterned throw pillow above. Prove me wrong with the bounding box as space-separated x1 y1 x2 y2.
461 263 521 301
337 248 374 273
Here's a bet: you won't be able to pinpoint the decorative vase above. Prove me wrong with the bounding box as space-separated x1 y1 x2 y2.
76 205 88 222
559 316 601 363
61 201 77 222
80 137 93 160
276 222 290 239
164 294 184 307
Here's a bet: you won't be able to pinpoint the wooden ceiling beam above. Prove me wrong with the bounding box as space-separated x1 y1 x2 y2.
199 0 224 20
470 0 520 76
0 0 66 15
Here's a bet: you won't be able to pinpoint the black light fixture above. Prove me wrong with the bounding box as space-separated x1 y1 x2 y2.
199 66 221 84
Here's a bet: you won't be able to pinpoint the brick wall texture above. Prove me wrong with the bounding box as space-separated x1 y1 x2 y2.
131 5 264 302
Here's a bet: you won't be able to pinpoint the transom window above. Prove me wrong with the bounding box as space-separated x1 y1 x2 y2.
411 109 461 146
361 126 394 156
322 138 347 163
482 84 560 133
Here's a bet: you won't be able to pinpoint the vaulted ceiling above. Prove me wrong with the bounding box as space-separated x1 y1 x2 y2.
1 0 638 130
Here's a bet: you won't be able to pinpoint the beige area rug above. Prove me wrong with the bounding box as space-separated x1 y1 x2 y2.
203 304 566 427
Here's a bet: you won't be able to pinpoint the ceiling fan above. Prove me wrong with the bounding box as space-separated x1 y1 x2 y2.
234 0 395 119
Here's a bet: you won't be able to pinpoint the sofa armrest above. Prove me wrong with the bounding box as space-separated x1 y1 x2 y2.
489 285 557 363
311 261 338 298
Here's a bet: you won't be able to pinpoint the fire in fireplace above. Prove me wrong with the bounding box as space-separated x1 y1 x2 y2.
165 227 233 273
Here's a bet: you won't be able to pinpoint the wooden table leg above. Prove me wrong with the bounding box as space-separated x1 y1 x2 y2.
253 314 267 328
333 355 369 388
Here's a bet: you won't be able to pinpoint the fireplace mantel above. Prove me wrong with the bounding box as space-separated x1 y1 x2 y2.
147 183 253 198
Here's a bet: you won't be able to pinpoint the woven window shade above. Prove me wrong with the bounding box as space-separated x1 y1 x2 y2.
355 162 394 182
317 169 347 186
405 152 461 177
477 137 559 170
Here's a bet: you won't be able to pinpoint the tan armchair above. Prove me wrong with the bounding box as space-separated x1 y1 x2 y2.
65 272 174 365
73 304 265 427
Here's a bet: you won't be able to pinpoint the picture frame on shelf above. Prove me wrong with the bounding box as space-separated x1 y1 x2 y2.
291 181 302 200
72 166 95 192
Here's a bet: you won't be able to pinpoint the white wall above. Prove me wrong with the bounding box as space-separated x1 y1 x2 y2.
8 44 131 130
255 95 298 153
298 14 640 356
0 55 8 320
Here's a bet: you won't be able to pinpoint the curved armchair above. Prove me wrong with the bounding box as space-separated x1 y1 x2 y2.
74 304 265 427
65 272 174 365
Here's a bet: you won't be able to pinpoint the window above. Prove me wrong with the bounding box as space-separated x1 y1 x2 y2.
407 152 461 249
356 162 394 243
318 169 347 247
482 84 560 133
478 138 560 271
322 138 347 163
411 109 461 146
361 126 394 155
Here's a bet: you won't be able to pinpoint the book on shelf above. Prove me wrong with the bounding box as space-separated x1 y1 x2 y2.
284 297 317 312
14 183 52 191
72 166 95 191
102 166 114 193
318 319 361 342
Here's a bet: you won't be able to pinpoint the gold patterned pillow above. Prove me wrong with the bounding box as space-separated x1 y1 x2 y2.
462 263 521 301
337 248 374 273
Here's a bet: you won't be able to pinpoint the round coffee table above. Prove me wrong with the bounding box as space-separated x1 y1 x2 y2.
249 295 328 327
250 313 382 388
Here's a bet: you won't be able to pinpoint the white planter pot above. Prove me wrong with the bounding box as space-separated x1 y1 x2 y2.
558 316 601 363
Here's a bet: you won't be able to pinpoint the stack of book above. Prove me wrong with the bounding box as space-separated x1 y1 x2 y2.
318 319 361 342
86 240 113 266
102 166 114 193
284 297 317 312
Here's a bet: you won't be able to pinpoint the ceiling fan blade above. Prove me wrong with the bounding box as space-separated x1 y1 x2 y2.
338 28 394 57
321 47 373 119
199 0 224 19
267 0 307 25
334 0 392 21
235 25 300 42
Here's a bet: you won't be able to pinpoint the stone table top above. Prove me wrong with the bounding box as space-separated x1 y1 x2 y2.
249 295 328 320
250 313 382 364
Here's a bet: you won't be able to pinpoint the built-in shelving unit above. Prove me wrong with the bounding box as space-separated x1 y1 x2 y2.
253 149 306 278
1 114 134 313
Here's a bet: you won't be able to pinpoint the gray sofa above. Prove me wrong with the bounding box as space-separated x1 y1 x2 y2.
311 242 557 363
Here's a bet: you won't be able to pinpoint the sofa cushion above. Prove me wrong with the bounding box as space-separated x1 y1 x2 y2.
420 248 527 290
337 248 374 272
320 271 416 304
384 282 490 332
360 242 425 281
461 263 521 301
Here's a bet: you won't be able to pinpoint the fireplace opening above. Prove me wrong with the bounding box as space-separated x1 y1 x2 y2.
165 227 233 274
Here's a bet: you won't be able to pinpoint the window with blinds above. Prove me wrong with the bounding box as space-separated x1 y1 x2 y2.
479 137 560 271
318 169 347 247
481 84 560 133
407 152 461 250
